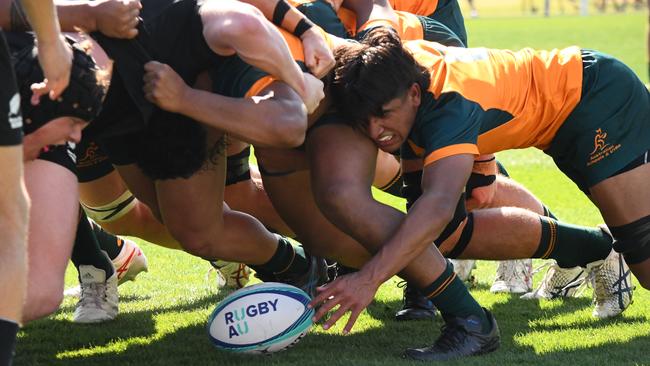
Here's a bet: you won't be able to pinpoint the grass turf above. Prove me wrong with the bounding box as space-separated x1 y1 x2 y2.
16 11 650 366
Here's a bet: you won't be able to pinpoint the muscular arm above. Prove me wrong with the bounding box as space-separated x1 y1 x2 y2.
142 60 309 148
0 0 140 39
199 1 310 106
359 154 474 285
180 83 308 148
241 0 335 78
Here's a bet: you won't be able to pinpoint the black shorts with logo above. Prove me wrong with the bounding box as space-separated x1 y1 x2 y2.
0 30 22 146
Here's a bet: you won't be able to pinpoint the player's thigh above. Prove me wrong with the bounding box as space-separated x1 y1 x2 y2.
306 123 377 206
590 161 650 226
24 159 78 296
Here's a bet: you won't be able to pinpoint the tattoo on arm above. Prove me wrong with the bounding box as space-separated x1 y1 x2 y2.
10 0 31 32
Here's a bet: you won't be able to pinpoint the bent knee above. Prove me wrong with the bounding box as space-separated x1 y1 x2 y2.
24 289 64 322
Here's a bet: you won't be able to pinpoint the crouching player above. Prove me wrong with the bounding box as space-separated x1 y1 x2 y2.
313 27 646 359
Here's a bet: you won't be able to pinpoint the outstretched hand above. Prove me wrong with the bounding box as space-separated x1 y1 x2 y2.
308 272 380 334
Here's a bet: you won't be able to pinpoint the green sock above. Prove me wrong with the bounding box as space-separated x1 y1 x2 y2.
71 209 115 279
421 260 491 333
542 205 557 220
534 217 612 268
88 219 123 260
249 237 309 277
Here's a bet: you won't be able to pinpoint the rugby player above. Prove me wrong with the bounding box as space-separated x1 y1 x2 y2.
315 26 647 360
0 0 71 363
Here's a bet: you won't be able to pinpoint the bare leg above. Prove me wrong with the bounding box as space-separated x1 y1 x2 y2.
224 139 294 236
0 146 29 324
590 163 650 289
79 169 181 249
22 160 78 322
307 124 447 287
256 146 371 268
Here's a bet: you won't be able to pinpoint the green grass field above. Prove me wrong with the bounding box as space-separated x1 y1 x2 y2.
16 11 650 366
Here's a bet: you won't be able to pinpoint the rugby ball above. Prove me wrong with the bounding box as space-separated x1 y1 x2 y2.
207 282 314 354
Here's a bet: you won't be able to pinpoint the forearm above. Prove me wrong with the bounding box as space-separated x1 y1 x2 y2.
53 1 97 32
233 26 307 100
178 87 306 147
367 193 453 284
0 0 102 34
201 3 307 98
19 0 62 42
241 0 308 35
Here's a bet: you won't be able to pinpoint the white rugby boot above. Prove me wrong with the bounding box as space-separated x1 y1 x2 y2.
449 259 476 283
64 238 148 298
73 265 118 323
521 261 587 299
113 238 148 285
587 250 634 319
490 259 533 294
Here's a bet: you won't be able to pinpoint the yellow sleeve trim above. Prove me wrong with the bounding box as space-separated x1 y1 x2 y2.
424 143 479 166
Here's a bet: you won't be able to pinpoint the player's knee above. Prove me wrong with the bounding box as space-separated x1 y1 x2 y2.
25 286 64 322
167 222 223 259
315 182 365 221
610 215 650 265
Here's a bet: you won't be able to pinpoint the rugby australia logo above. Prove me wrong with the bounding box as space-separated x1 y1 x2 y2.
588 128 620 166
224 299 279 338
8 93 22 129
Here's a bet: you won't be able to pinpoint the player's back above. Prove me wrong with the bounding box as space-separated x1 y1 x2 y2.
406 40 584 152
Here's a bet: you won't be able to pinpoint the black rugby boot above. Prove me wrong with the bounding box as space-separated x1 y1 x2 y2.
395 281 438 321
404 308 500 361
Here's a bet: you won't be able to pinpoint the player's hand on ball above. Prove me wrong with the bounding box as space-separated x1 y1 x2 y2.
308 272 379 334
143 61 188 113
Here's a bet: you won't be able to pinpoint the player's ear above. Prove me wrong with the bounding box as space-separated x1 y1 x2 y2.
407 82 421 107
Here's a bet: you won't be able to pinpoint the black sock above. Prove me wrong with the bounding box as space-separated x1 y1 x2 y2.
0 318 19 366
88 219 122 260
421 260 491 333
71 209 114 279
249 237 309 277
533 217 612 268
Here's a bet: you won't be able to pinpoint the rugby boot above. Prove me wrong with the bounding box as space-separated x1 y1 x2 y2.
112 238 149 285
73 265 118 323
210 260 251 289
521 261 587 300
404 308 500 361
490 259 533 294
587 249 634 319
395 281 438 321
65 239 148 298
276 255 330 298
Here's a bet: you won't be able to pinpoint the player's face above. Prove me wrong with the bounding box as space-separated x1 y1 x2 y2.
367 84 421 153
22 116 89 161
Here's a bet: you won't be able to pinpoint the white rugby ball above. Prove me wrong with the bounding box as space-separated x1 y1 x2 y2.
207 282 314 354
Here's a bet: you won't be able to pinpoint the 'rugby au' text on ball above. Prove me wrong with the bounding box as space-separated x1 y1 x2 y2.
225 299 279 338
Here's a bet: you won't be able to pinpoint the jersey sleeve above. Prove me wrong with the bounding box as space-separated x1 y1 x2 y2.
412 91 481 166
